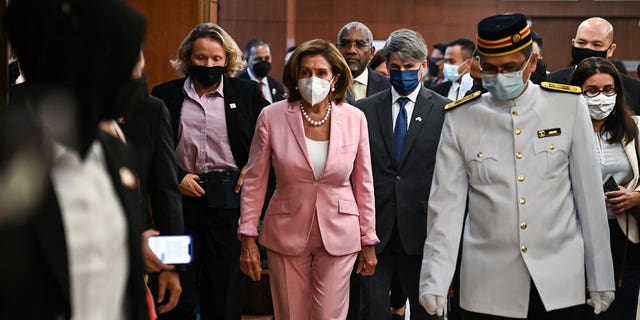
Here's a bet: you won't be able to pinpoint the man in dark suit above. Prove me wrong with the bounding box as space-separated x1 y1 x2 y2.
120 65 184 313
548 17 640 114
237 39 286 103
151 23 268 320
337 21 391 104
337 21 391 320
432 38 475 101
354 28 450 320
1 0 150 319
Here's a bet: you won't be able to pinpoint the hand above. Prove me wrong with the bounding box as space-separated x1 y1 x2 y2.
234 166 248 193
156 270 182 314
587 290 615 314
239 235 262 281
179 173 205 197
141 229 175 273
356 245 377 276
419 294 447 316
605 186 640 215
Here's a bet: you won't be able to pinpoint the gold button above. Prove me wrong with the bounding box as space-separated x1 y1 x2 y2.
518 175 525 182
312 181 318 186
515 128 522 135
512 111 519 116
521 245 528 253
515 152 523 159
477 152 484 158
519 198 526 205
520 222 527 230
549 144 555 150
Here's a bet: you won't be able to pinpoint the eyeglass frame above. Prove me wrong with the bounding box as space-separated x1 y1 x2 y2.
337 39 371 50
582 86 618 97
478 54 531 76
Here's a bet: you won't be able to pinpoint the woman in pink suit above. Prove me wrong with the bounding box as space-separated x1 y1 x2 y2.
238 39 379 320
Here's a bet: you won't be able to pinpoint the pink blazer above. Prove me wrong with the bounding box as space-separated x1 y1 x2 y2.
239 100 379 256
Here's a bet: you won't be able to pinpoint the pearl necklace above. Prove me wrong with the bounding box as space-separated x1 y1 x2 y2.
300 101 331 126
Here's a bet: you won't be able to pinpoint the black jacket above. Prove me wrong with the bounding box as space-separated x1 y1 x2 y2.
151 76 268 179
354 87 449 255
121 95 184 235
236 70 287 103
0 127 149 320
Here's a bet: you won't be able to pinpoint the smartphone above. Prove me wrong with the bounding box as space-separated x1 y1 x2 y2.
148 235 193 264
603 174 619 193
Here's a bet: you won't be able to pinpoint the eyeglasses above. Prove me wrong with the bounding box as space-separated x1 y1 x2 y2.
582 86 617 97
430 57 444 63
338 39 370 50
480 56 529 76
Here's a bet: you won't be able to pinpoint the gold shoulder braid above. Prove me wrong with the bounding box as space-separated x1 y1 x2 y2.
444 90 482 111
539 81 582 94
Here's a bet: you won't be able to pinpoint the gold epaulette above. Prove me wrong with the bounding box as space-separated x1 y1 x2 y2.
444 90 482 111
539 81 582 94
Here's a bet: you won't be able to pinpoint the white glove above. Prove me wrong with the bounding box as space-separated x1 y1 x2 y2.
419 294 447 316
587 290 615 314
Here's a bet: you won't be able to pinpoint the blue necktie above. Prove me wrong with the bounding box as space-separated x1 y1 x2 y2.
394 97 409 163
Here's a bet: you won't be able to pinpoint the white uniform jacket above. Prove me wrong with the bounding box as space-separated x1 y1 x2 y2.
419 82 615 318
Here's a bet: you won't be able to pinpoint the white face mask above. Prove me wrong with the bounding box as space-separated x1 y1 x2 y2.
298 76 331 106
443 63 462 83
585 94 617 120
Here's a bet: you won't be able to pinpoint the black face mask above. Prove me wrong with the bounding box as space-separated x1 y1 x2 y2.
427 59 439 77
191 65 224 87
571 46 608 65
252 60 271 78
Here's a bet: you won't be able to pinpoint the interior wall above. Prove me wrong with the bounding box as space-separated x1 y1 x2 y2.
127 0 640 88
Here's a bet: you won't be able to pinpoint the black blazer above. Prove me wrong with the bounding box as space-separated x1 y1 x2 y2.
354 87 450 255
432 80 453 99
151 76 268 179
346 67 391 104
549 66 640 115
0 129 149 320
236 70 287 103
121 95 184 235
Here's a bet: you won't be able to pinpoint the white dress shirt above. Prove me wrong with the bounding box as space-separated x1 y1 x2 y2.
51 141 128 320
248 67 274 103
391 84 421 132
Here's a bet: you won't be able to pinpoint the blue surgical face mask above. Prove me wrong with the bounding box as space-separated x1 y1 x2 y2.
443 63 462 83
389 69 420 95
482 56 531 101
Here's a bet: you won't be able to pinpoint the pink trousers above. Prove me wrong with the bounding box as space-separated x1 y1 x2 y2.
266 215 358 320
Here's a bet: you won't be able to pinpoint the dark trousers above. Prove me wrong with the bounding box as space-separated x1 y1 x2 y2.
158 195 245 320
360 224 434 320
460 280 588 320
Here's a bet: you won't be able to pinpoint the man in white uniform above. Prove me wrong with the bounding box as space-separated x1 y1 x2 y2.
419 13 615 320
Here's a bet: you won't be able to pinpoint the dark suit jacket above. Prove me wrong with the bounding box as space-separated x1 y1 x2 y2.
346 67 391 104
0 126 149 320
151 76 268 179
432 80 453 99
121 95 184 236
354 87 450 255
549 66 640 115
236 70 286 103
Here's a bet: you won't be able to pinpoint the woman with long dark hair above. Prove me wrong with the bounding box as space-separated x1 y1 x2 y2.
570 57 640 320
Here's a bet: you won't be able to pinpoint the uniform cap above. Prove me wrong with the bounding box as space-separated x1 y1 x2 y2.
477 13 532 56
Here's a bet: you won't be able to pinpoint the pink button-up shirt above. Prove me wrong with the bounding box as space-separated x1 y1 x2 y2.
175 77 237 174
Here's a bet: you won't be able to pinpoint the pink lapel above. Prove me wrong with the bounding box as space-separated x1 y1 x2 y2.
321 102 344 179
285 101 314 173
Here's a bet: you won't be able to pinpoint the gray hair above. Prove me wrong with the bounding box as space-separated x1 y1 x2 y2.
383 28 428 62
337 21 373 44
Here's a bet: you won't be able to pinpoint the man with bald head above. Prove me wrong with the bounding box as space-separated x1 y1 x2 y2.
549 17 640 114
